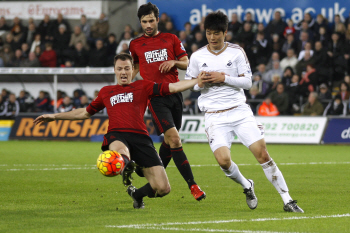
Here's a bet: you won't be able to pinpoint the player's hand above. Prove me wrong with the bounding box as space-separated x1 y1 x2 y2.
197 71 207 88
201 71 226 83
159 60 175 73
33 114 55 126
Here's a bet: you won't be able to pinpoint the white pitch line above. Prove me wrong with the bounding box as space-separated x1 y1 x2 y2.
125 226 295 233
106 213 350 229
0 161 349 172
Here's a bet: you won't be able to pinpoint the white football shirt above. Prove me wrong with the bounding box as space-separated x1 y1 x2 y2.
185 42 252 112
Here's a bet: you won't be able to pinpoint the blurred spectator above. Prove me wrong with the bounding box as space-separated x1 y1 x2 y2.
283 19 295 37
331 14 343 33
265 11 287 39
91 13 109 40
0 45 14 67
256 23 266 36
266 51 280 70
34 45 42 58
281 33 298 55
313 14 328 38
339 82 350 101
9 49 24 67
252 74 270 96
295 21 314 42
280 49 298 71
301 92 324 115
71 41 89 67
12 25 26 50
57 96 75 113
17 90 29 112
270 33 283 56
188 43 198 58
225 31 234 43
30 34 42 53
312 41 329 83
295 50 312 76
0 95 5 119
50 90 65 109
3 93 19 119
265 61 283 84
179 30 189 50
80 14 91 39
299 64 317 96
335 23 346 41
242 12 257 33
120 43 130 54
158 12 170 32
286 74 301 113
4 33 17 52
266 74 282 94
193 32 206 48
318 83 333 108
116 31 132 54
1 88 10 101
281 66 294 86
295 12 315 31
37 15 53 43
164 21 178 36
323 94 347 116
0 57 3 67
228 13 242 41
315 26 330 47
296 31 310 54
344 75 350 86
51 13 71 36
0 16 10 31
105 33 117 66
253 64 269 84
79 95 89 108
21 43 30 58
119 24 135 43
11 17 26 34
26 22 37 45
298 42 314 60
237 22 254 48
246 85 265 114
268 83 289 115
72 90 82 107
89 39 106 67
69 26 88 50
20 52 40 67
258 97 280 116
184 22 194 44
54 24 71 66
39 42 57 67
247 32 269 66
328 32 347 82
35 91 50 112
183 91 200 115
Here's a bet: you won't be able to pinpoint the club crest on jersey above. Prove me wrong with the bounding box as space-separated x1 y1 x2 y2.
226 60 233 68
110 92 133 106
180 42 186 51
144 49 168 64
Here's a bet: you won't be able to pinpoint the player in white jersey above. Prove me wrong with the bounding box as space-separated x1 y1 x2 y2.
185 11 303 213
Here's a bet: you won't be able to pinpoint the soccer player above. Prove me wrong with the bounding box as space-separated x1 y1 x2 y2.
185 11 304 213
33 53 199 209
129 2 205 201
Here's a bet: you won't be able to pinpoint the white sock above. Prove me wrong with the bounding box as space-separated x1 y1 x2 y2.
261 159 292 205
221 160 251 189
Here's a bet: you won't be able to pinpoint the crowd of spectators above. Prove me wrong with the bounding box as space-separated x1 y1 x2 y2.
1 11 350 116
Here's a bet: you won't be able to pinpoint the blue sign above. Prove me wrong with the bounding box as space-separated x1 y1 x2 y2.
148 0 349 30
322 118 350 144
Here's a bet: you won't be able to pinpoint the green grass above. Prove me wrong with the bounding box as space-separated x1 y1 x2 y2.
0 141 349 233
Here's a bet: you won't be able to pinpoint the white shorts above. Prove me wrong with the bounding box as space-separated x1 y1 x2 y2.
205 104 264 152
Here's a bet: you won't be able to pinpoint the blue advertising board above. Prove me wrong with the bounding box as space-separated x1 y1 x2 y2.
322 118 350 144
146 0 350 30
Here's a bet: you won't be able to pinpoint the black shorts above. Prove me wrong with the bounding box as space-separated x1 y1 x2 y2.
101 132 163 168
148 92 183 135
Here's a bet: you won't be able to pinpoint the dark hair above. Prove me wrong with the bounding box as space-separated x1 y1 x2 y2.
114 53 133 65
137 2 159 21
204 11 228 33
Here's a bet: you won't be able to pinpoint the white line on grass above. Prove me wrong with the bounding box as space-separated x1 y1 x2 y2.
106 213 350 230
0 161 349 171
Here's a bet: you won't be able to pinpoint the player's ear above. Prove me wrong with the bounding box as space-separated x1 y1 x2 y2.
157 17 159 23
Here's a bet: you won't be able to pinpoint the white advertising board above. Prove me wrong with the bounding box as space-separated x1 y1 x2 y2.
0 1 102 19
180 116 327 144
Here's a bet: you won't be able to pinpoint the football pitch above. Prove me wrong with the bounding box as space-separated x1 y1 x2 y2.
0 141 349 233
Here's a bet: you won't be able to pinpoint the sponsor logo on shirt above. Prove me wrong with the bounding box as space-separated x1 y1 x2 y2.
110 92 134 106
144 49 168 63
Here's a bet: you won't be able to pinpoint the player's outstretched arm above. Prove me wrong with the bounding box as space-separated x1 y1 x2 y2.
33 108 91 126
169 78 198 93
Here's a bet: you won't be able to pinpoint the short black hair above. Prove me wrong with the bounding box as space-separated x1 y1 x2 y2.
114 53 133 66
137 2 159 21
204 11 228 33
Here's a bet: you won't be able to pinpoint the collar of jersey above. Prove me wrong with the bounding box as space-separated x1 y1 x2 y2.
142 31 161 39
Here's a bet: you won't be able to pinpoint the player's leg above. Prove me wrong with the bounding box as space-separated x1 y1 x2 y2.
206 115 257 209
249 139 303 212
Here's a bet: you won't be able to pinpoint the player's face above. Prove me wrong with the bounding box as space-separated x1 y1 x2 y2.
114 59 134 86
206 29 227 51
140 13 159 37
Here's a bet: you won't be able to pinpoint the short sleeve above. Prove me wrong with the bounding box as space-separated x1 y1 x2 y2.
86 91 105 115
129 40 139 64
184 54 200 80
173 35 187 59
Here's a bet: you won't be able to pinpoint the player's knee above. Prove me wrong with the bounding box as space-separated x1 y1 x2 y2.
217 156 231 169
167 135 182 148
256 146 270 163
155 184 171 197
